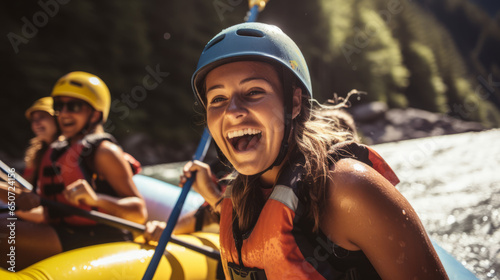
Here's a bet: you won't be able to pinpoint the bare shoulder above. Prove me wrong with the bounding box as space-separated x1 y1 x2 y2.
323 158 409 249
328 157 395 201
93 139 131 177
94 140 124 159
325 158 448 279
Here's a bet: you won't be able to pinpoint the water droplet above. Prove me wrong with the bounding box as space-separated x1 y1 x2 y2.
447 215 456 225
402 209 406 215
164 32 171 40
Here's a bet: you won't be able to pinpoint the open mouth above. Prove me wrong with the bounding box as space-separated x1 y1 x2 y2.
227 128 262 152
60 120 77 130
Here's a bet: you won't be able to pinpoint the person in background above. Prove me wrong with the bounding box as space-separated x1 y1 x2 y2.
19 97 61 222
23 97 60 185
0 72 147 270
177 22 448 279
0 97 59 222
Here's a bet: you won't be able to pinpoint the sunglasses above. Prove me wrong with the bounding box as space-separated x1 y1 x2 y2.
53 100 87 113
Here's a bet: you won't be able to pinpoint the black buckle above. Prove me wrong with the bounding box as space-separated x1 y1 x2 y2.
227 262 267 280
42 183 65 195
42 165 61 176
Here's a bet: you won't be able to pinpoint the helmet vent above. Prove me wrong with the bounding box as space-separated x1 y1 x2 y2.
69 80 83 87
236 28 264 38
205 34 226 52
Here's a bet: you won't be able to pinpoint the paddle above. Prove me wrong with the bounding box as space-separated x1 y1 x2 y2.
142 127 212 279
0 159 32 192
40 196 221 260
142 2 272 278
0 158 220 260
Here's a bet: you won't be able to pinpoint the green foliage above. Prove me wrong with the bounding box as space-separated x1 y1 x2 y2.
317 0 411 107
1 0 499 164
314 0 500 124
403 42 448 112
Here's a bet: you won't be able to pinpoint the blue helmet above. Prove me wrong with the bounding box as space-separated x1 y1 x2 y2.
191 22 312 108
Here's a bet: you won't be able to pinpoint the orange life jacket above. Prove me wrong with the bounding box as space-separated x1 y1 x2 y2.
37 133 140 225
219 142 399 280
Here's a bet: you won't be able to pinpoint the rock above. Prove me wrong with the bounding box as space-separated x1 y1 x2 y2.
348 101 388 123
350 103 485 144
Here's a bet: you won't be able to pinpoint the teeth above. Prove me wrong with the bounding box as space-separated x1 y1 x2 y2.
227 128 262 139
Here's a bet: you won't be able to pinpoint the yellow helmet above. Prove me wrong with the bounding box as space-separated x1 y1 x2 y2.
51 71 111 122
25 97 55 121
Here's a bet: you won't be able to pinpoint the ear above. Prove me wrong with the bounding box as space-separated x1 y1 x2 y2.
90 111 102 124
292 87 302 119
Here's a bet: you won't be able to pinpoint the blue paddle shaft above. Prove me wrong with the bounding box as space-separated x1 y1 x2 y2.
247 5 260 22
142 128 211 279
142 4 261 279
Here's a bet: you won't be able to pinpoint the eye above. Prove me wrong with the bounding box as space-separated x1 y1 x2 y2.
246 88 265 97
209 96 227 105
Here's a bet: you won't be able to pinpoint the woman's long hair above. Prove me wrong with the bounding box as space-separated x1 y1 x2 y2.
24 137 48 179
24 116 60 185
230 92 357 233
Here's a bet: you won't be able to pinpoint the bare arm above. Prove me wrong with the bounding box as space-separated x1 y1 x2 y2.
321 158 448 280
180 160 223 213
64 141 147 224
144 209 197 244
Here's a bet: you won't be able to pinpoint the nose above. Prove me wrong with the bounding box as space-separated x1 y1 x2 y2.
226 96 247 120
31 118 41 125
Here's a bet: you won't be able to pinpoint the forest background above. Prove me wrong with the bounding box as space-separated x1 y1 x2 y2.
1 0 500 168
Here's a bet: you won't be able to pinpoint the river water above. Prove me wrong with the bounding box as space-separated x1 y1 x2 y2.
372 129 500 279
140 129 500 279
2 129 497 278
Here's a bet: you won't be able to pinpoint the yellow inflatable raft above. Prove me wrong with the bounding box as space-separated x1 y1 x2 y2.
1 175 219 280
0 232 220 280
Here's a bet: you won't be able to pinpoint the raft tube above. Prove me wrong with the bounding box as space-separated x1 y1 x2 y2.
0 232 220 280
1 175 478 279
432 240 478 280
133 174 205 221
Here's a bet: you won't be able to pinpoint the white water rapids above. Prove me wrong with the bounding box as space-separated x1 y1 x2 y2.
145 129 500 279
372 129 500 279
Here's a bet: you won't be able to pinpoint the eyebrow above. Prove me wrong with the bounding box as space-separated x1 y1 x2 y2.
206 77 270 94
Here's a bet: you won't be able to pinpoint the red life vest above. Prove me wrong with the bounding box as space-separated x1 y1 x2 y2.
219 142 399 280
37 133 140 226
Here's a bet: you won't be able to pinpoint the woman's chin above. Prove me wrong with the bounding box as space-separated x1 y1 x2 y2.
231 161 268 176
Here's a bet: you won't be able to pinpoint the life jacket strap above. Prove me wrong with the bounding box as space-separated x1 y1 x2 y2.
227 262 267 280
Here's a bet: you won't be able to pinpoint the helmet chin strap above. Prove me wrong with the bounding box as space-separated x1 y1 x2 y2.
257 67 294 176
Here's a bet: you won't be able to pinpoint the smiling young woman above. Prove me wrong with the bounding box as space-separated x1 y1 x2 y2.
23 97 59 184
0 72 147 270
182 22 449 279
205 61 289 181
